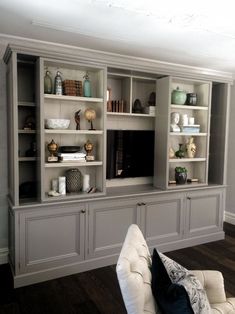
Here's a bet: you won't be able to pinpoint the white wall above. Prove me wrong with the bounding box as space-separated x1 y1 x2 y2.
225 84 235 225
0 59 8 263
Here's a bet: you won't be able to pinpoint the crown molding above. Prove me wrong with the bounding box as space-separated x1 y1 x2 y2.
1 33 233 83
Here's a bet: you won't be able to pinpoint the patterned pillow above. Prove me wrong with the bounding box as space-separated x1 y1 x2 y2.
159 252 212 314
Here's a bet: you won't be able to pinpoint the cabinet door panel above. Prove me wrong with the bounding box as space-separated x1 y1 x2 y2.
141 194 184 247
186 189 223 236
19 204 85 274
87 199 138 258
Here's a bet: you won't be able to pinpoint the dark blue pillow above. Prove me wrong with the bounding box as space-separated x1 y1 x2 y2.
151 249 194 314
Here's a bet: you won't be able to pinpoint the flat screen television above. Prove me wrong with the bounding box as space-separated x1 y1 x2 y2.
106 129 155 179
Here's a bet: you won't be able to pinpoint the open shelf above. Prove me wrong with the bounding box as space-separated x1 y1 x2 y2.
45 161 103 168
44 94 103 103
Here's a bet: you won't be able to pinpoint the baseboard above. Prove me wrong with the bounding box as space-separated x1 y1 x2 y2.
0 248 8 265
224 211 235 225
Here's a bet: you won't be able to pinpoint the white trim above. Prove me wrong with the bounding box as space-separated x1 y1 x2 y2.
224 211 235 225
0 248 8 265
0 33 233 83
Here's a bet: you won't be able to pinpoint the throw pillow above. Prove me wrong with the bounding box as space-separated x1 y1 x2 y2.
151 248 194 314
159 252 212 314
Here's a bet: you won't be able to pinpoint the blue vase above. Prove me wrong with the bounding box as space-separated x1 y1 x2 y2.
83 73 91 97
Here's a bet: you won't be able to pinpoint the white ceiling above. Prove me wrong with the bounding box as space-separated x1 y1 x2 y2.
1 0 235 73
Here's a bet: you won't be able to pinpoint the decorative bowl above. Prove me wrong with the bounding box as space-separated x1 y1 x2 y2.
45 119 70 129
59 146 81 153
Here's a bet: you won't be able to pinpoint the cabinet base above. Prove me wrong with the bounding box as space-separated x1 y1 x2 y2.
12 231 224 288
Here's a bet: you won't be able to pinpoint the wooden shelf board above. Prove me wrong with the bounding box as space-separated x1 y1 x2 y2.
18 101 36 107
45 161 103 168
44 94 103 102
18 130 36 134
19 157 37 161
169 132 207 136
170 104 208 110
167 182 207 189
44 190 104 202
169 158 206 163
44 129 103 135
107 112 155 118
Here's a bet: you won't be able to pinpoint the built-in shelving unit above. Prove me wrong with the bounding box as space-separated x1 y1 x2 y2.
41 58 106 200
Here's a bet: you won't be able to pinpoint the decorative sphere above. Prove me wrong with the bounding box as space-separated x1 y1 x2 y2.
84 108 96 121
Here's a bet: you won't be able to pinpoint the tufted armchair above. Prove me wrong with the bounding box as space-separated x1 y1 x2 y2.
116 224 235 314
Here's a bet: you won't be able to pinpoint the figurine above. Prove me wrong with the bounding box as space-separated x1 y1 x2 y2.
186 137 196 158
84 140 95 161
84 108 96 130
170 112 180 132
74 110 81 130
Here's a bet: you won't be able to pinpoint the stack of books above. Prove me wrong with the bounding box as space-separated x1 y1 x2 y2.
180 124 200 133
58 152 86 163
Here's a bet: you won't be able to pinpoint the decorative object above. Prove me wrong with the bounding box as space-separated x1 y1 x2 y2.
54 70 63 95
59 146 80 153
84 140 95 161
58 176 66 195
180 124 200 133
186 137 196 158
159 252 211 314
180 113 189 126
65 168 82 193
171 86 187 105
175 143 185 158
47 139 59 162
186 93 197 106
148 91 156 106
25 141 37 157
51 179 58 192
23 115 35 130
74 110 81 130
19 181 37 198
82 174 90 192
151 249 194 314
44 70 52 94
62 80 82 96
132 99 143 113
170 112 180 132
84 108 96 130
175 167 187 184
83 72 91 97
169 147 175 159
45 118 70 129
188 117 195 125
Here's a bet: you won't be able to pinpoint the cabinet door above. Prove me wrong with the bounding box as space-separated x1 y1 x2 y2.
185 188 224 237
18 203 86 274
87 198 139 259
140 194 184 249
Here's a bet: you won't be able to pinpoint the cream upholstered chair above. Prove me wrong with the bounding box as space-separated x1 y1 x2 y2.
116 224 235 314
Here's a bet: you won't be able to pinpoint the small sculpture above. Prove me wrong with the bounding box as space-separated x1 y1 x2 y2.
74 110 81 130
186 137 196 158
47 139 59 162
170 112 180 132
84 108 96 130
84 140 95 161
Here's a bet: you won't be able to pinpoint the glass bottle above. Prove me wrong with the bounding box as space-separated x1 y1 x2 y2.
83 72 91 97
44 70 52 94
54 71 63 95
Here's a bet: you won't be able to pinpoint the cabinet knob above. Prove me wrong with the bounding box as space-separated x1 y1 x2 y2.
137 203 142 206
187 197 191 200
81 209 86 213
141 202 146 206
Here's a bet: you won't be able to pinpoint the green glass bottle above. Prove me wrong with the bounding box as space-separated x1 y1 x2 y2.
44 70 52 94
83 72 91 97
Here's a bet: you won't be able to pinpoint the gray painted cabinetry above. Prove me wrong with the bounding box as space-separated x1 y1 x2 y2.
4 43 230 287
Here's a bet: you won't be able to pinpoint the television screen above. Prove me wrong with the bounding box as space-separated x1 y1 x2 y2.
106 130 155 179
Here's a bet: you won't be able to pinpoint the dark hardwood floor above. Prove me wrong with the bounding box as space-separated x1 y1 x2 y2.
0 223 234 314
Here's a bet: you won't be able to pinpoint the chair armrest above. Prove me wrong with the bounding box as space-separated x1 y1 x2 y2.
190 270 227 304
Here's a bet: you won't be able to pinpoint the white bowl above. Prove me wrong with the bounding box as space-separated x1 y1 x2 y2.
45 119 70 129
